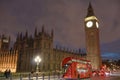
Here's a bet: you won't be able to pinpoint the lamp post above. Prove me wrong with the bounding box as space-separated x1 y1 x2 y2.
35 56 41 73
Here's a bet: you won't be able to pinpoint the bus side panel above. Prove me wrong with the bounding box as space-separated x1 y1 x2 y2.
71 62 78 78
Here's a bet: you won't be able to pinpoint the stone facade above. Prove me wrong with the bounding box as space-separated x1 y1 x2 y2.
0 26 85 72
0 35 18 72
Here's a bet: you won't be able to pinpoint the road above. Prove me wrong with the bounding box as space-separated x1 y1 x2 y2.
90 71 120 80
1 76 120 80
0 71 120 80
91 76 120 80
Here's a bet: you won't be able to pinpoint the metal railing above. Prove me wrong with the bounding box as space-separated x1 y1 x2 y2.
0 72 62 80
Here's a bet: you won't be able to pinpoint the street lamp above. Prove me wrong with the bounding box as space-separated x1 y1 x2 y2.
34 56 41 73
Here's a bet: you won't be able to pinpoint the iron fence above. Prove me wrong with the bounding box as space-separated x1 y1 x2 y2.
0 72 62 80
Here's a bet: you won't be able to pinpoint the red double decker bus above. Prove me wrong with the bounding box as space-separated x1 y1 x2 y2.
62 57 92 79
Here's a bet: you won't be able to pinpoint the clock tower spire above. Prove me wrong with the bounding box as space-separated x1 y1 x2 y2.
86 2 95 17
84 3 102 70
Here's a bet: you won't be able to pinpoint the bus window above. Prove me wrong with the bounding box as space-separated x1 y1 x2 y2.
61 57 92 79
62 63 71 73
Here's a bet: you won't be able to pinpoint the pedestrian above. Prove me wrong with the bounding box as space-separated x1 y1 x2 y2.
8 69 11 78
78 74 80 80
4 69 8 78
30 70 34 80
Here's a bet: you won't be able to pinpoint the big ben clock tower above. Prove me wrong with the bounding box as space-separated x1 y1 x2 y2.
85 3 101 70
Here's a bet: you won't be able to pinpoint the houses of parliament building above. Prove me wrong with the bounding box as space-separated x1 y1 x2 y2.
0 3 101 73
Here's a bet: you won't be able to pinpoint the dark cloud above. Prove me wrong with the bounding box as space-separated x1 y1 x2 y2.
0 0 120 59
101 39 120 60
101 39 120 53
101 52 120 60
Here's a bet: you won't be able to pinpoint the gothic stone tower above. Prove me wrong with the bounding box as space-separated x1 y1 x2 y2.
14 25 54 72
84 3 102 70
0 35 10 51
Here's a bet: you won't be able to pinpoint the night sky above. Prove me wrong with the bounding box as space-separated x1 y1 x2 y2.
0 0 120 60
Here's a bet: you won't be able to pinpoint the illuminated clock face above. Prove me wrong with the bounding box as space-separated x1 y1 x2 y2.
3 39 9 43
96 22 99 28
86 21 93 28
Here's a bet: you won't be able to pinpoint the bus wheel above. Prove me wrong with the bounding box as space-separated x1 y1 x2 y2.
78 75 80 79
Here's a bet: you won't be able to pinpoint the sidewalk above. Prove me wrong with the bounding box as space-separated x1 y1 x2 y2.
0 77 11 80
